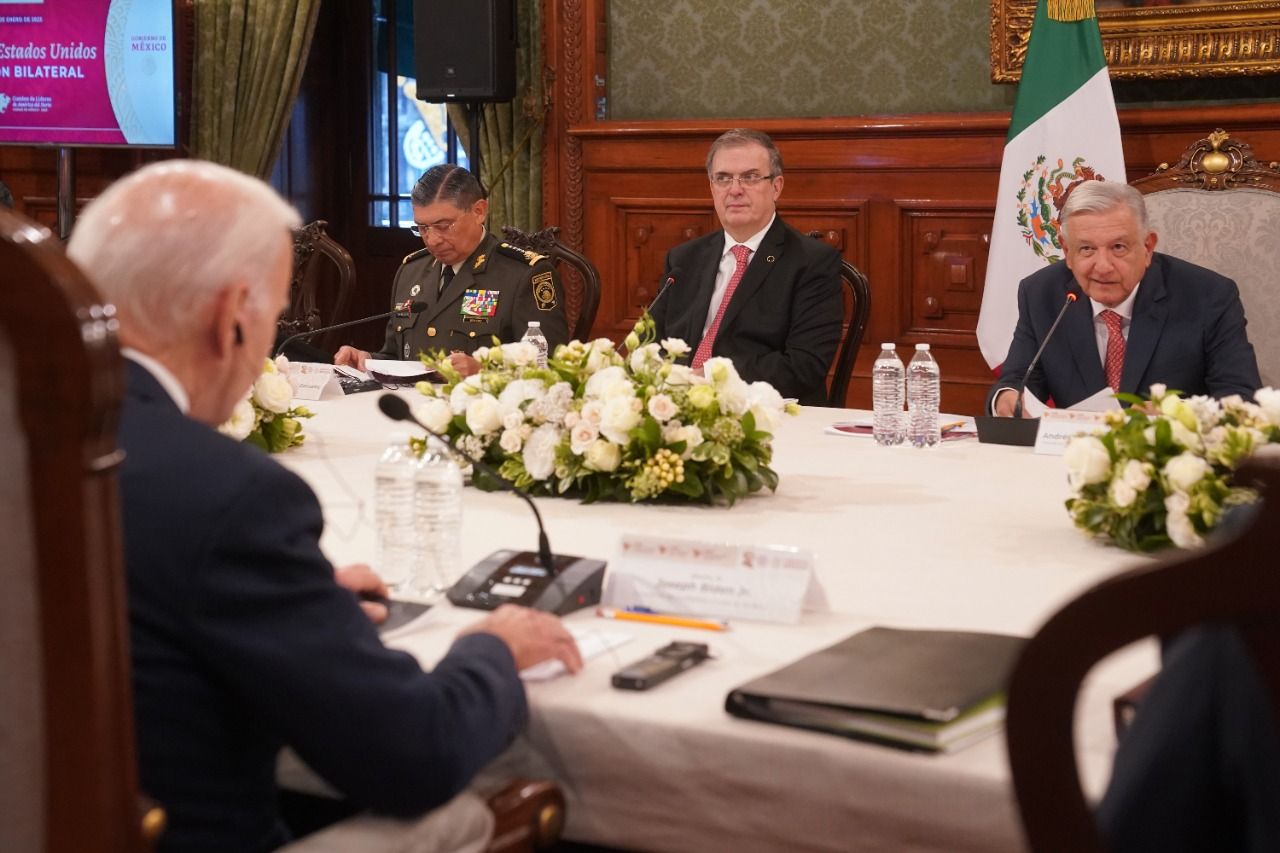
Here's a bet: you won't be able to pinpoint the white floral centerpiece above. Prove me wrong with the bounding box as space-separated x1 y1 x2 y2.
411 314 798 504
219 356 313 453
1064 384 1280 551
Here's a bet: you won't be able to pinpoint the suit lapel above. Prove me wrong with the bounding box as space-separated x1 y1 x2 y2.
718 218 786 337
1120 265 1168 396
683 236 724 349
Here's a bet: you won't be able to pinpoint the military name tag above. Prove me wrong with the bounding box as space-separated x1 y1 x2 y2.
461 288 499 322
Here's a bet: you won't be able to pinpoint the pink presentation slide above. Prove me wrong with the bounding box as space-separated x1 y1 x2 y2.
0 0 175 146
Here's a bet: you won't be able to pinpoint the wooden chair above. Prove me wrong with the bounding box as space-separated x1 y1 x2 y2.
807 232 871 408
281 220 356 355
501 225 602 341
1005 454 1280 851
0 209 156 851
1131 130 1280 385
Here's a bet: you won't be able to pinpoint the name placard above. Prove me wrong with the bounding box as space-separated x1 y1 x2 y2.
286 363 342 401
604 534 826 624
1034 409 1109 455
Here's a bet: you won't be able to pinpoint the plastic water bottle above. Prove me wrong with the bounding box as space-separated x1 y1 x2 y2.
871 343 905 446
907 344 941 448
374 431 417 592
412 437 464 598
521 321 549 368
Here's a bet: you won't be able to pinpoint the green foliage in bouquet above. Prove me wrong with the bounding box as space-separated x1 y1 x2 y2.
219 357 314 453
410 314 799 504
1063 384 1280 552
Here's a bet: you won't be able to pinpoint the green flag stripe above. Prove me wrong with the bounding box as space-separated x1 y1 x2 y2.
1007 0 1108 142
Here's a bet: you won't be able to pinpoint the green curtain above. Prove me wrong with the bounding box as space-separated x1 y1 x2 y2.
448 0 545 232
190 0 322 179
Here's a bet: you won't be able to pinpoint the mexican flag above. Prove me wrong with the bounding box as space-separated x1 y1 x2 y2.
976 0 1126 370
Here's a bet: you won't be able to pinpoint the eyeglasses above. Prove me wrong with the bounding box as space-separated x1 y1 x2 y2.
709 172 776 189
408 218 462 238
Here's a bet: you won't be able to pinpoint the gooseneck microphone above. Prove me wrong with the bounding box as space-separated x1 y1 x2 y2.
617 268 680 354
274 301 428 358
377 393 555 573
1011 291 1079 418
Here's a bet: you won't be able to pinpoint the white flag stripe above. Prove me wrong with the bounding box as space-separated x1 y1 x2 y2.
978 66 1126 369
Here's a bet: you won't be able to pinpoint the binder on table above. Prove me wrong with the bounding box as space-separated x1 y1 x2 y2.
725 626 1026 753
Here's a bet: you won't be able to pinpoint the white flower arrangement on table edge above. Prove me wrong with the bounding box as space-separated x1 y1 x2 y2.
1063 383 1280 552
219 356 314 453
410 313 799 504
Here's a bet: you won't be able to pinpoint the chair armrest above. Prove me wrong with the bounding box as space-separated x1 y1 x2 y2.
486 779 566 853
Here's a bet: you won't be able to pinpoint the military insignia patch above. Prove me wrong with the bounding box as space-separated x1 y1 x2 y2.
532 272 557 311
473 254 486 270
461 288 500 321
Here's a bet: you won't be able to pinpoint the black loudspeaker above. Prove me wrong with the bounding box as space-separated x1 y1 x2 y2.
414 0 516 103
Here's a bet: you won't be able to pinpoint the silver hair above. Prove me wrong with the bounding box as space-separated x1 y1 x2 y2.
705 128 784 178
67 160 301 348
1060 180 1150 238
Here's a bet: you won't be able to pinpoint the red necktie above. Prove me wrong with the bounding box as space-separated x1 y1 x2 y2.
691 244 752 370
1101 309 1125 392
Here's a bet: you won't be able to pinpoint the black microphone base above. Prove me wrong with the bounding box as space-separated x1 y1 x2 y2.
447 549 607 616
974 415 1040 447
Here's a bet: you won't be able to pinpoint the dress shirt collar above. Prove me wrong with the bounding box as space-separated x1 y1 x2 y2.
1089 282 1140 323
722 215 775 261
123 348 191 414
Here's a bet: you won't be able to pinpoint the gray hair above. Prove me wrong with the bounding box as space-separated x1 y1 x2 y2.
67 160 300 348
1060 180 1150 238
705 128 784 178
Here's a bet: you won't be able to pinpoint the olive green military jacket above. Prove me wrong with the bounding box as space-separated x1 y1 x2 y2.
373 230 568 360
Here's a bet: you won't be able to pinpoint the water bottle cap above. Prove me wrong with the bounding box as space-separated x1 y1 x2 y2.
880 342 895 350
915 343 930 351
528 321 541 329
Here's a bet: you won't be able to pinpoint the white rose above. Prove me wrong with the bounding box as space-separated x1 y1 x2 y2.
661 419 684 443
502 410 526 431
584 365 630 400
252 372 293 414
1163 493 1204 549
219 397 256 441
629 343 663 374
704 356 739 385
1254 387 1280 426
600 397 643 445
1148 383 1167 400
676 424 703 459
665 364 698 386
450 382 478 414
1109 478 1137 509
499 428 524 454
1164 452 1210 492
661 338 690 358
1063 435 1111 489
570 420 600 454
522 424 562 480
499 378 543 411
414 397 454 434
717 377 751 416
465 394 503 436
502 341 539 367
647 394 678 422
563 409 581 429
747 381 786 429
580 400 604 426
583 439 622 472
1120 459 1152 492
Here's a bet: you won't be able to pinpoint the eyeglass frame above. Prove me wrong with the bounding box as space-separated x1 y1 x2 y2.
708 171 778 190
407 203 480 238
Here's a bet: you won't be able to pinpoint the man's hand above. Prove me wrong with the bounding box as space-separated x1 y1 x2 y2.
448 351 481 377
462 605 583 674
335 346 372 371
994 388 1026 418
335 563 389 624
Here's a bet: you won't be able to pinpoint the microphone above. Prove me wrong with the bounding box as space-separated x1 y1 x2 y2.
1011 291 1078 418
377 393 555 573
617 268 680 354
274 300 428 359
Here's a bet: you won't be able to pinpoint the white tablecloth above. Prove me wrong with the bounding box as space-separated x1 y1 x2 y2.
279 391 1158 852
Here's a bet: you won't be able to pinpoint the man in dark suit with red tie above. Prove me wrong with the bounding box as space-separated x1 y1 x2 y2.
651 129 844 405
988 180 1260 416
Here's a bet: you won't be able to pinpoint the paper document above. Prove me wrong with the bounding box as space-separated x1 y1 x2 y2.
520 627 633 682
1021 388 1120 416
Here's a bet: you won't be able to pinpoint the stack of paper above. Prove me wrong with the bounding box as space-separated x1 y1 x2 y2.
725 626 1025 753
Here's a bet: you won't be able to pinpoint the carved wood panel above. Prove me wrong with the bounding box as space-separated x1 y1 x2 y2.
899 203 995 344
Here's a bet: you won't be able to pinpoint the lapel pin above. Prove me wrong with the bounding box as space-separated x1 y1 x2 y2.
409 283 421 296
766 255 776 263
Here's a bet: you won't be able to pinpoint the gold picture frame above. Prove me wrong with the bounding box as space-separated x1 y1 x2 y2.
991 0 1280 81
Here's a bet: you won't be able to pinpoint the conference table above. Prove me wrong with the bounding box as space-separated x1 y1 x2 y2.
278 389 1159 852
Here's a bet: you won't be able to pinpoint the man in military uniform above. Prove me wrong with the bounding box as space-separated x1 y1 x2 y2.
336 165 568 372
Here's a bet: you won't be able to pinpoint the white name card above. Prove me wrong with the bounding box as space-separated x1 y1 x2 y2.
604 534 827 624
285 363 343 401
1034 409 1109 455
